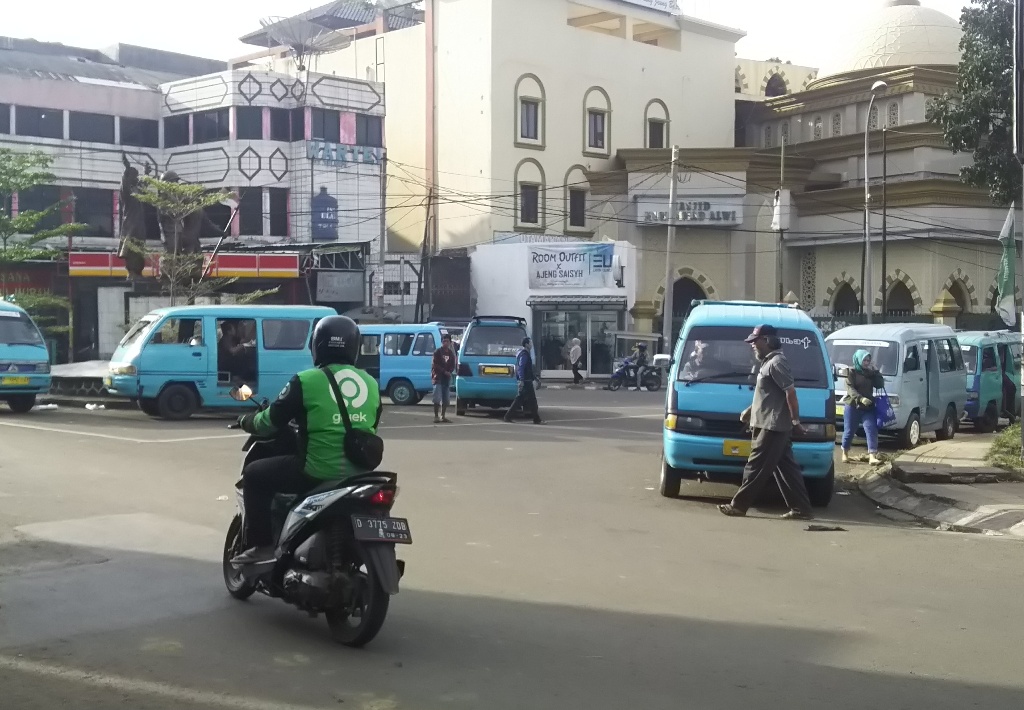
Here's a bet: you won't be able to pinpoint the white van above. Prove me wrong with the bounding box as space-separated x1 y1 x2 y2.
826 324 967 448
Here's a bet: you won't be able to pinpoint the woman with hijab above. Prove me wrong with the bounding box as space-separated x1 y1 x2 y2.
842 349 885 465
569 338 583 385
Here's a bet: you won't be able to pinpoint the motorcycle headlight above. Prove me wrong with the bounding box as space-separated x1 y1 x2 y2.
35 362 50 373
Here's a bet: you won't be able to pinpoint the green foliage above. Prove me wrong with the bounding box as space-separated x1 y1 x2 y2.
929 0 1021 206
985 422 1024 481
133 176 234 222
8 290 70 336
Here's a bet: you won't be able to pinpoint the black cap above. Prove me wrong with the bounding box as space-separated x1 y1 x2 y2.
744 324 778 343
522 337 532 347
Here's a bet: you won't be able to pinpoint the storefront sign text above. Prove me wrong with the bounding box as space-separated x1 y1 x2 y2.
636 196 744 228
528 244 614 289
308 141 383 166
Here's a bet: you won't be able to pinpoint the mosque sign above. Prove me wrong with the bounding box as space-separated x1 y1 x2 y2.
636 196 744 228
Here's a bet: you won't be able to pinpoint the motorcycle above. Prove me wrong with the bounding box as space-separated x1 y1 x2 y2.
223 385 410 648
607 357 662 392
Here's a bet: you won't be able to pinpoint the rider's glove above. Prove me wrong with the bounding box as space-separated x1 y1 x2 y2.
237 413 257 432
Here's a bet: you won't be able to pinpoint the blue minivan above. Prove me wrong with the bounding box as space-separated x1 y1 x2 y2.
357 322 451 405
455 315 531 416
106 304 336 420
0 300 52 413
653 301 837 507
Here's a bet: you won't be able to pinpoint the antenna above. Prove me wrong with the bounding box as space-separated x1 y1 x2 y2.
258 12 353 72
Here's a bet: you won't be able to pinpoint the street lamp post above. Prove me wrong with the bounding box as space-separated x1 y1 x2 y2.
864 80 887 324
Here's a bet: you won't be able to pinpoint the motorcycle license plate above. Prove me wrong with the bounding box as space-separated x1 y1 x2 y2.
351 516 412 544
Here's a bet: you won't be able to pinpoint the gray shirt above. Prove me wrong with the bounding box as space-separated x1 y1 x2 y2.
750 350 795 432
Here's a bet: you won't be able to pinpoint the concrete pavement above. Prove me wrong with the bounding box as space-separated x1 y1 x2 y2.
1 390 1022 709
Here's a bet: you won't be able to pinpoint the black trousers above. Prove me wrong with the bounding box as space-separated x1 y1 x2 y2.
506 381 541 423
572 361 582 384
731 427 812 514
242 454 318 547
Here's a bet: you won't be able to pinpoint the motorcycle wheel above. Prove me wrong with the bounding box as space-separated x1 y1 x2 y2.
608 376 622 392
325 543 390 648
223 514 257 600
645 378 662 392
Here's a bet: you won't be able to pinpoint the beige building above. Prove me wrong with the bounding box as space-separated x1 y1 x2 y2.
592 0 1016 337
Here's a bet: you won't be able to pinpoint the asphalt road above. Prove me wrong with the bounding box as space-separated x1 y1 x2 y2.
0 390 1021 710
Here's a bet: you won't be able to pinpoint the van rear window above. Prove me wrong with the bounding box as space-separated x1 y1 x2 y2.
678 326 828 388
463 325 526 357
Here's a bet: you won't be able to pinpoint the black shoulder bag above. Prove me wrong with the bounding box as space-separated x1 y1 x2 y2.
321 367 384 472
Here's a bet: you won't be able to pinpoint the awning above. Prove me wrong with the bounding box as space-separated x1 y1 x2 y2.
526 295 627 308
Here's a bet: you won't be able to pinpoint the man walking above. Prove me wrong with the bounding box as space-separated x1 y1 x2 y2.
505 337 544 425
719 324 814 520
432 332 457 423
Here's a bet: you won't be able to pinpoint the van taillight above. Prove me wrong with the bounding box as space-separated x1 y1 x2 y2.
458 363 472 376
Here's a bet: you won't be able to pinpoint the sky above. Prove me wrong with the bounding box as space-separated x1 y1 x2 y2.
0 0 973 67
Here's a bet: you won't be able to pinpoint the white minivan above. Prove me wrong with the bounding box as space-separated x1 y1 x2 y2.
826 324 967 448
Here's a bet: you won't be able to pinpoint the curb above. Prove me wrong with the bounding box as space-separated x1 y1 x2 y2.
38 395 137 411
858 466 1024 538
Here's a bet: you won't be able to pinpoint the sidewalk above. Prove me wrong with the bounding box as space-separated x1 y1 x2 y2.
858 435 1024 538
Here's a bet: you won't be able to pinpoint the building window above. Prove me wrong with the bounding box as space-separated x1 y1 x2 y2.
887 101 900 127
763 125 773 148
519 184 540 225
868 106 879 130
290 108 305 141
236 106 262 140
587 110 607 150
164 115 190 148
193 108 230 143
238 186 263 236
648 119 666 149
780 121 790 146
269 108 290 141
356 114 383 147
568 188 587 228
15 106 63 139
813 116 823 141
831 112 842 137
311 108 340 143
764 74 788 97
17 185 62 231
121 117 159 147
69 111 115 144
383 281 411 296
520 100 539 141
268 187 288 237
0 104 9 134
72 188 114 238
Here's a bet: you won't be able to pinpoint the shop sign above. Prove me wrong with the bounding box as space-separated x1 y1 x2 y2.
636 196 744 227
493 232 589 244
307 141 383 167
69 252 300 279
528 244 614 289
316 270 364 302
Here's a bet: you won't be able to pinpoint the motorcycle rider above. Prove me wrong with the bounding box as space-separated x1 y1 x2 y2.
632 342 650 391
231 316 383 565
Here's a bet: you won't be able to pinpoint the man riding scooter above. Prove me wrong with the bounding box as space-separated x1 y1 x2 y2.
632 342 650 392
232 316 383 565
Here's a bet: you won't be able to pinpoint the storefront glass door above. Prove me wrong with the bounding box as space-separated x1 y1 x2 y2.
587 313 618 375
538 311 621 377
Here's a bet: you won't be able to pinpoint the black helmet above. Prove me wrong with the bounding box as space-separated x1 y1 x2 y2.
161 170 180 183
637 342 648 351
312 316 360 366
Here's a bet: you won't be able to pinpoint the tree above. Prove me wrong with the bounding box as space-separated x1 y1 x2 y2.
0 149 85 299
930 0 1020 206
129 176 277 306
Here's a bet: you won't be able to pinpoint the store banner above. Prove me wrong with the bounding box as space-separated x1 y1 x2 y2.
528 243 614 289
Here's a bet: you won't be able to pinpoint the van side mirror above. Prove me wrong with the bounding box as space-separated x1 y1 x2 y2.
653 354 672 369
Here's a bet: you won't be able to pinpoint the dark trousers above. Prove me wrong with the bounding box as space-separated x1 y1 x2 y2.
572 361 582 385
506 381 541 423
731 427 812 514
242 454 318 547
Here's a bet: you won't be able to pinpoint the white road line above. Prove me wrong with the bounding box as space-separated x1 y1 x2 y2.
0 421 150 443
0 655 334 710
382 413 662 431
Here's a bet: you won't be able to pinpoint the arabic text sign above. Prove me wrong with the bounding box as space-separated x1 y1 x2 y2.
528 244 614 289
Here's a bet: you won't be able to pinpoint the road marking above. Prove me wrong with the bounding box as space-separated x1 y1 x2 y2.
383 413 661 431
0 421 248 444
0 655 333 710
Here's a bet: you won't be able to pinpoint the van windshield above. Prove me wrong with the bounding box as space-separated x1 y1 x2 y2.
463 325 526 357
0 310 45 347
677 326 829 388
827 339 899 376
119 317 158 349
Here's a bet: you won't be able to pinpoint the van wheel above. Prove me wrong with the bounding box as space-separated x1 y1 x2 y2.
138 398 160 417
935 404 957 440
899 412 921 449
659 459 682 498
976 402 998 433
455 397 467 416
806 465 835 508
157 384 198 420
387 379 417 406
6 394 36 414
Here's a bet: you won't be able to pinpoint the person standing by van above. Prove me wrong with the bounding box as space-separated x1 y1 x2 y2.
719 325 813 520
505 337 544 424
841 350 884 466
432 333 456 423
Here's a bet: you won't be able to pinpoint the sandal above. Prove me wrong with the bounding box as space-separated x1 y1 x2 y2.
718 504 746 517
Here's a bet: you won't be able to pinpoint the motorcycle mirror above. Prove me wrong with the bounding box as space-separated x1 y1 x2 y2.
230 384 253 402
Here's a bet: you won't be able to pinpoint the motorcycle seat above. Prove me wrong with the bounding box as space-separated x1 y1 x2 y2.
304 471 398 497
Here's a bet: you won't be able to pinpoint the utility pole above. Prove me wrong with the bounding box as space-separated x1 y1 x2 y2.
661 145 679 353
881 127 888 322
778 135 785 301
864 81 887 325
1014 0 1024 455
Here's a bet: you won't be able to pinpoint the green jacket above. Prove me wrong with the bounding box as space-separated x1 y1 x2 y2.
249 364 383 480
